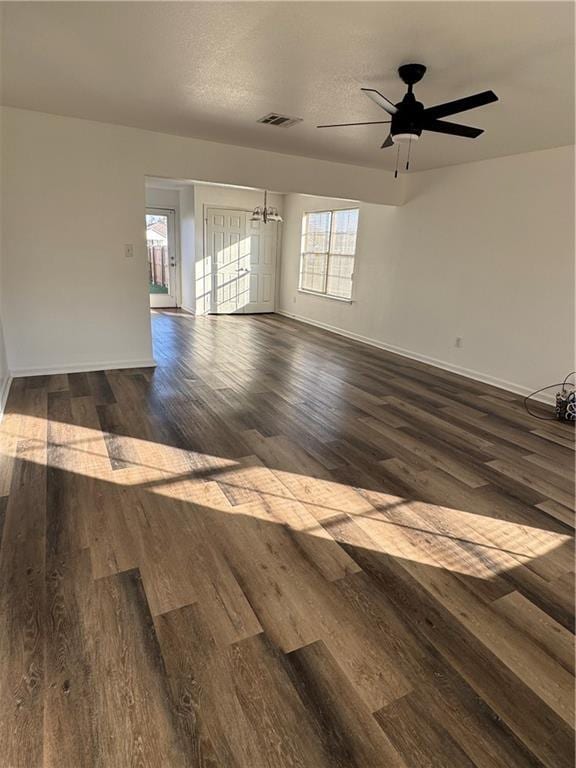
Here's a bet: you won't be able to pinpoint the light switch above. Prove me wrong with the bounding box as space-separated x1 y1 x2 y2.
124 244 134 258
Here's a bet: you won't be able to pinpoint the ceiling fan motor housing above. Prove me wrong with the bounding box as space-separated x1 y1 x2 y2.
391 91 424 142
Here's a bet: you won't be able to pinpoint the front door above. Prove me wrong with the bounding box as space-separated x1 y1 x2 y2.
146 208 178 308
206 207 278 314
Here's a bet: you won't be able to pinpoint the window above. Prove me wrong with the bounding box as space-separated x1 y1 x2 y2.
299 208 359 300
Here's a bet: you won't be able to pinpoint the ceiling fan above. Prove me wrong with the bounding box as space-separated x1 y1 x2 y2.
317 64 498 173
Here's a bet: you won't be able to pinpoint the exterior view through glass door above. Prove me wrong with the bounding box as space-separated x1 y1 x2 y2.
145 208 178 308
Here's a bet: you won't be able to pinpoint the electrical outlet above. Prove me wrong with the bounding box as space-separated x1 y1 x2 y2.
455 336 463 349
124 244 134 258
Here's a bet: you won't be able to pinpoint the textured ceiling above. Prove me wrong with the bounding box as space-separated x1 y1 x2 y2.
1 1 574 171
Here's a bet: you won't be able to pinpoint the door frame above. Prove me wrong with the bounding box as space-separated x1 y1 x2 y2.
203 205 280 315
146 206 181 308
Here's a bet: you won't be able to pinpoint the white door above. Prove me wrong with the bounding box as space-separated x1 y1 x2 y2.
244 213 278 313
146 208 178 308
206 207 278 314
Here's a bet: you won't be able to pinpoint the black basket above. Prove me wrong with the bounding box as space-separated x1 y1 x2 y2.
556 388 576 422
524 372 576 422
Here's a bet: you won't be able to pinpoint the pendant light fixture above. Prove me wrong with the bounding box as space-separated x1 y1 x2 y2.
250 190 283 223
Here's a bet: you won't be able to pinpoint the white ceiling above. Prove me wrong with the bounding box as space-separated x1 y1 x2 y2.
1 2 574 171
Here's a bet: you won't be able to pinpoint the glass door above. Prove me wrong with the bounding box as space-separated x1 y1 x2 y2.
145 208 178 308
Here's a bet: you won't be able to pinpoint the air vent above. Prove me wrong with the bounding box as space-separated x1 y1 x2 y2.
257 113 303 128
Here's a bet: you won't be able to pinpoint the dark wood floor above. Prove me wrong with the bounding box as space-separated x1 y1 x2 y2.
0 309 574 767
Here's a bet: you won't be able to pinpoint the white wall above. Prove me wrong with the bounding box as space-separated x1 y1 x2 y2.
145 187 180 211
1 107 401 375
0 314 9 412
0 85 10 409
279 146 575 396
2 110 153 374
0 247 9 411
179 186 196 314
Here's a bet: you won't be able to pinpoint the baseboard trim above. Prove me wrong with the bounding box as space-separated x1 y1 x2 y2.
12 358 157 378
0 375 13 419
277 310 555 405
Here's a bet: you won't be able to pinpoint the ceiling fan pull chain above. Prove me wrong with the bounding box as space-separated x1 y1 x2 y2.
394 142 400 178
406 136 412 171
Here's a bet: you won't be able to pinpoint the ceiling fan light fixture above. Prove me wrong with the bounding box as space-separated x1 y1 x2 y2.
250 207 264 222
392 132 420 144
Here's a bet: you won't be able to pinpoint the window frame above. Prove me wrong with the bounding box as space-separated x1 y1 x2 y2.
298 207 359 302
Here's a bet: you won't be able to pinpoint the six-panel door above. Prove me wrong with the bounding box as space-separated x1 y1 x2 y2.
206 207 278 314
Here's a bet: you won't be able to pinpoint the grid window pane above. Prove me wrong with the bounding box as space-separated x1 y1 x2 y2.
326 254 354 299
300 252 328 293
302 211 331 253
325 275 353 299
330 232 357 255
330 209 359 255
299 208 358 300
303 232 330 253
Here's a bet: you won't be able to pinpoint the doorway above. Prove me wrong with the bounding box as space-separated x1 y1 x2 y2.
146 207 179 308
205 207 278 314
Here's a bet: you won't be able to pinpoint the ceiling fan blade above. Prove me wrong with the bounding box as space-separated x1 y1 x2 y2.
361 88 398 115
422 119 484 138
422 90 498 121
381 133 394 148
317 120 391 128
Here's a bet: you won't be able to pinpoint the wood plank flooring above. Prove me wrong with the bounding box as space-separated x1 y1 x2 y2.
0 308 574 767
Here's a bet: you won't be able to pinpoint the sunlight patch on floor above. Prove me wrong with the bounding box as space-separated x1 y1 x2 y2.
1 413 572 581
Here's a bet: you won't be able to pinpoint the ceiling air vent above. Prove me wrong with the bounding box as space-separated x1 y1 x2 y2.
257 113 303 128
